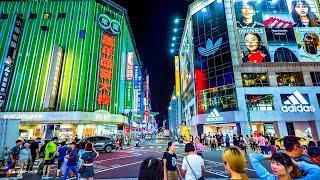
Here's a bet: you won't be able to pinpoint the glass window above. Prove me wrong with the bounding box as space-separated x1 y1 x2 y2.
97 137 107 141
276 72 304 86
316 94 320 107
246 94 274 111
242 73 269 87
311 72 320 86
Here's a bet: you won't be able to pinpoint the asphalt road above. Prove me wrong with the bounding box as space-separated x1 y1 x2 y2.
0 139 272 179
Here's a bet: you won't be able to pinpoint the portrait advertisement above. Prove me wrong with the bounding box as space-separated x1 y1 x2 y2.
238 28 271 63
234 0 264 28
287 0 320 27
294 27 320 61
265 28 300 62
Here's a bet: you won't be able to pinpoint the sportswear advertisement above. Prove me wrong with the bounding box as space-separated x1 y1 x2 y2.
234 0 320 63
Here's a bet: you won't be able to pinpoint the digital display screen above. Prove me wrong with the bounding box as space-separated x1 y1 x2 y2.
234 0 320 63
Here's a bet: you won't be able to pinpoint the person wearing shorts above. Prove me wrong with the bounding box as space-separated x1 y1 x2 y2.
42 137 58 179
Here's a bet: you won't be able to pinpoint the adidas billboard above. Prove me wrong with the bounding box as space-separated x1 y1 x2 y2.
281 90 315 113
206 109 224 122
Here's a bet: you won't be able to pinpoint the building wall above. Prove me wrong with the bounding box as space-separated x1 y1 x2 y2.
0 0 139 114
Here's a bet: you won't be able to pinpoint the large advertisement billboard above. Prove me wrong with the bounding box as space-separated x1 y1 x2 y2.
192 1 236 114
234 0 320 63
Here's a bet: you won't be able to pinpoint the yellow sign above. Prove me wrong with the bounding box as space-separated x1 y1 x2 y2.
174 56 181 97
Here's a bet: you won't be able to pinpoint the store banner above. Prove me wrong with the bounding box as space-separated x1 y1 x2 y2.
137 75 142 112
174 56 181 97
125 80 133 109
0 15 23 111
134 65 139 89
126 52 134 80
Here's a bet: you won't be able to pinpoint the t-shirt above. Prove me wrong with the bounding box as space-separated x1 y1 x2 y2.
30 141 39 155
182 154 204 180
162 152 177 171
45 141 57 160
194 143 204 154
58 146 68 161
8 146 21 161
257 136 266 146
81 151 97 164
19 149 31 163
66 148 78 166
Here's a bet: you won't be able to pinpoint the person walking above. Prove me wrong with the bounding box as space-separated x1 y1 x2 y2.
6 139 23 178
249 152 320 179
217 134 222 151
239 135 248 154
181 143 204 180
222 147 249 180
18 143 31 179
56 141 68 178
63 142 79 180
79 143 99 180
211 136 217 151
194 137 205 157
163 142 182 180
27 137 41 173
257 133 267 154
270 136 277 155
233 134 239 147
42 137 58 179
225 134 230 148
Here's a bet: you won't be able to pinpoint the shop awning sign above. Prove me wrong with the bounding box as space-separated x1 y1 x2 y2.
206 109 224 122
281 90 315 113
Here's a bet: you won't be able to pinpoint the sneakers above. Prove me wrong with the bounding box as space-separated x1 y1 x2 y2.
17 174 23 179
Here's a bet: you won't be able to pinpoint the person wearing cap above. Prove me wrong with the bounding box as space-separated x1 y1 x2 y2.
181 143 204 180
284 135 312 164
18 143 31 179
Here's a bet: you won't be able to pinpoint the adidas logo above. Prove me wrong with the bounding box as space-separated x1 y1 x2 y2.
206 109 224 121
198 37 222 57
281 90 315 113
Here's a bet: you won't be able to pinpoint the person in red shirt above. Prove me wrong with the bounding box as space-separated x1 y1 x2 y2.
242 33 271 63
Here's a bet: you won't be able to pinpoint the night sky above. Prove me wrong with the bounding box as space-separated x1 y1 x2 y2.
114 0 191 127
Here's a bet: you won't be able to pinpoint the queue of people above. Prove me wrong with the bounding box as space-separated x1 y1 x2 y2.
4 137 99 180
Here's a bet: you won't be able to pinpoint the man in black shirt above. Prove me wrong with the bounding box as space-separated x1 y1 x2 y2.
27 137 41 172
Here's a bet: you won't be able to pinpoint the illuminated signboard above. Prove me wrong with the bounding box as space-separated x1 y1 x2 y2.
192 1 235 114
234 0 320 63
126 52 134 80
280 90 315 112
0 15 23 111
133 65 140 112
44 45 64 109
175 56 181 97
125 52 134 109
206 109 224 122
98 14 121 36
97 34 115 106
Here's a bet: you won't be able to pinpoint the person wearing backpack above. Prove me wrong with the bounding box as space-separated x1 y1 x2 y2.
42 137 58 179
181 143 205 180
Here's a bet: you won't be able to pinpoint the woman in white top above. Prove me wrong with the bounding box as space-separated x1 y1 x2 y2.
18 143 31 179
181 143 205 180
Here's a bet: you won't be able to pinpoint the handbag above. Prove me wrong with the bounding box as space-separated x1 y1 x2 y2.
185 157 205 180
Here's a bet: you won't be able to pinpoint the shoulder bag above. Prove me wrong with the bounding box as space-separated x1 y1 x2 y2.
185 157 205 180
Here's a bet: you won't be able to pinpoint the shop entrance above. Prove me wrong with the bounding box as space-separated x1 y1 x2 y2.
203 123 237 136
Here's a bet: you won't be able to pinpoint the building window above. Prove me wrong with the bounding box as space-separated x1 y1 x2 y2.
79 30 86 38
310 72 320 86
29 13 37 19
44 13 51 19
317 94 320 107
41 26 49 31
246 94 274 111
0 13 8 19
242 73 269 87
58 13 66 19
276 72 304 86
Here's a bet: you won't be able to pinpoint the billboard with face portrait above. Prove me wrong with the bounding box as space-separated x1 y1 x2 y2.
234 0 320 63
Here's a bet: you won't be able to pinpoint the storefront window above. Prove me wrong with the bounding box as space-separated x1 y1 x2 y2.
246 94 274 111
242 73 269 87
276 72 304 86
311 72 320 86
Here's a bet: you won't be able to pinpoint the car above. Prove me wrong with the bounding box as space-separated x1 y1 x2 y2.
81 136 117 153
275 137 309 150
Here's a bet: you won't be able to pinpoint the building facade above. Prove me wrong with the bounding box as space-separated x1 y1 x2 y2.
0 0 146 141
177 0 320 141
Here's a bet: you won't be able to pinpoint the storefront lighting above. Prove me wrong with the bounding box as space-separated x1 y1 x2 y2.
172 37 177 41
171 43 175 47
173 28 178 33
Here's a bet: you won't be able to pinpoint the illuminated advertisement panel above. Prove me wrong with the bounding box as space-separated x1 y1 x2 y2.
234 0 320 63
125 52 134 109
192 1 236 114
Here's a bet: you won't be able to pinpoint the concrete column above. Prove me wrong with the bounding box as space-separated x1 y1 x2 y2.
268 71 278 87
77 124 84 139
277 121 288 137
240 121 251 136
302 71 313 86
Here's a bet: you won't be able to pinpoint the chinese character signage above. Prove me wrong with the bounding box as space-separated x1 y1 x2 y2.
0 15 23 111
97 34 115 106
125 52 134 109
126 52 134 80
44 45 64 109
98 14 121 36
234 0 320 63
125 80 133 109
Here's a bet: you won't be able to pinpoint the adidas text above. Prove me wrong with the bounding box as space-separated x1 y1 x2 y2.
281 104 315 113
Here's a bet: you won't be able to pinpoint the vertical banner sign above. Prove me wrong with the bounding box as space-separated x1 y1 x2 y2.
137 75 142 112
0 15 23 111
174 56 181 97
97 34 115 106
133 65 139 112
145 75 150 123
125 52 134 109
44 45 64 109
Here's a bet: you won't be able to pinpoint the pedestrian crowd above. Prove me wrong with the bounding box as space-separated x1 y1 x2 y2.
139 133 320 180
4 136 99 180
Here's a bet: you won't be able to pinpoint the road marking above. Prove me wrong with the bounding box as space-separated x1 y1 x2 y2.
95 154 142 163
149 146 154 149
95 161 143 174
158 146 162 148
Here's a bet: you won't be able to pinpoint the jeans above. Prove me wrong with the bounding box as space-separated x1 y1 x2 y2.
63 165 78 180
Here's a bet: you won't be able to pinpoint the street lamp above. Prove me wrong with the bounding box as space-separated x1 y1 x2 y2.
174 18 185 24
172 37 177 41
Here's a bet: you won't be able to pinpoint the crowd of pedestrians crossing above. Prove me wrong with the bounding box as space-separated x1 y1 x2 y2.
4 136 99 180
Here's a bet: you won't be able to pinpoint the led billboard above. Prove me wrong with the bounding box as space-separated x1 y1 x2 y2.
234 0 320 63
